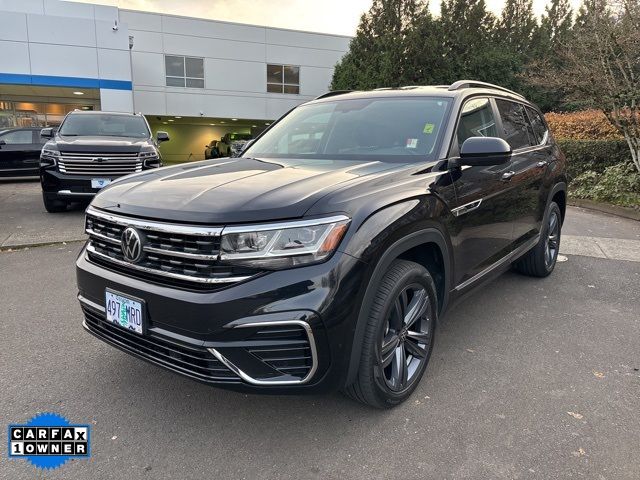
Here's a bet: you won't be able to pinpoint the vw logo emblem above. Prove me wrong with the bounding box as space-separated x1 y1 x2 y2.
121 227 143 263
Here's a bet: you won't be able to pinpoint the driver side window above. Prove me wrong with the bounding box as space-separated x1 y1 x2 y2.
456 97 498 149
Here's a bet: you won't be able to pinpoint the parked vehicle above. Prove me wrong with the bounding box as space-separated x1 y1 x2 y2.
204 140 219 159
0 127 47 177
76 81 567 408
40 111 169 212
217 132 253 157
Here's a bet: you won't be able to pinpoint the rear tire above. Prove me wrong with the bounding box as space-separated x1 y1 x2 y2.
344 259 437 408
514 201 562 277
42 193 67 213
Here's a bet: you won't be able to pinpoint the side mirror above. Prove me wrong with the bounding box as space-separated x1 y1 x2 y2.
40 128 54 138
454 137 511 167
156 131 170 143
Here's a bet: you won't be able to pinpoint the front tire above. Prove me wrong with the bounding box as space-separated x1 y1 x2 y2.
514 201 562 277
344 260 437 408
42 193 67 213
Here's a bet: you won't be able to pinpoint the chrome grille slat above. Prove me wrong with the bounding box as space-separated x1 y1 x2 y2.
84 207 260 289
59 152 142 175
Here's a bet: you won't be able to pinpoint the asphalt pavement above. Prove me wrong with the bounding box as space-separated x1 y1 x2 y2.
0 180 639 479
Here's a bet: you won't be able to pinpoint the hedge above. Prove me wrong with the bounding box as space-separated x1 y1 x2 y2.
545 110 623 141
556 139 630 180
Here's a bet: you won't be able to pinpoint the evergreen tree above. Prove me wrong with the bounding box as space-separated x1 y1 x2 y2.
539 0 573 47
497 0 537 54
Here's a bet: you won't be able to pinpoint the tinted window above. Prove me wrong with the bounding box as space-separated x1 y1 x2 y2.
245 97 451 162
0 130 33 144
525 106 548 145
59 114 150 138
267 64 300 95
456 97 498 148
495 99 537 150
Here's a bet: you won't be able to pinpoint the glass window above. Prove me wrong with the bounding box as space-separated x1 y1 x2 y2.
456 97 498 148
165 55 204 88
495 99 537 150
525 106 548 145
267 64 300 94
59 114 150 138
244 97 452 162
0 129 33 144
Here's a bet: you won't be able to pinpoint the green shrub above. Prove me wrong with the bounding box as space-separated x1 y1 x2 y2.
557 139 630 179
571 162 640 209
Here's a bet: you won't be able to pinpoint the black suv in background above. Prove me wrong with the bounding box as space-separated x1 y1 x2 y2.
40 111 169 212
0 127 47 177
77 81 567 408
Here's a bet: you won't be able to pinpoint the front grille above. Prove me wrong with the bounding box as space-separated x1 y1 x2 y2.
82 306 239 382
85 208 260 289
248 325 314 380
59 151 142 175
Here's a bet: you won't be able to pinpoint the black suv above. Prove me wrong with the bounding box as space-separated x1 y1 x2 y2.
76 81 566 408
0 127 47 177
40 111 169 212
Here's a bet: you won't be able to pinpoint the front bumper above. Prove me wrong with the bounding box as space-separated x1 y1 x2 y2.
76 244 368 393
41 167 121 199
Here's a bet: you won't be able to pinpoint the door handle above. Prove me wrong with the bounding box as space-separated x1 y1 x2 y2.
536 160 549 168
501 171 515 181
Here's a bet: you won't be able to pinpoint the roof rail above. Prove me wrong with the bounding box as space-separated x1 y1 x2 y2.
448 80 524 98
314 90 353 100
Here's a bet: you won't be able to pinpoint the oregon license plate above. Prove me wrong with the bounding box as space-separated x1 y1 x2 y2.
105 290 144 335
91 178 111 189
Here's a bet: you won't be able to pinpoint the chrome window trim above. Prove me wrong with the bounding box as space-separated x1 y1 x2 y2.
86 243 251 284
86 206 223 237
142 245 219 261
208 319 318 386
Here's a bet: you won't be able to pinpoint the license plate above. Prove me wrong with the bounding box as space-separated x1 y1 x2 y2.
91 178 111 189
105 290 145 335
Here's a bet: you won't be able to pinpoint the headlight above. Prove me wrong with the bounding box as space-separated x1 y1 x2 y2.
40 147 60 167
219 216 350 269
139 146 161 167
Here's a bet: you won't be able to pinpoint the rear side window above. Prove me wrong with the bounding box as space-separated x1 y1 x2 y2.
456 97 498 149
495 99 537 150
525 106 548 145
0 130 33 144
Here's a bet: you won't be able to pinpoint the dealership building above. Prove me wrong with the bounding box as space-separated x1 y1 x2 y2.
0 0 350 161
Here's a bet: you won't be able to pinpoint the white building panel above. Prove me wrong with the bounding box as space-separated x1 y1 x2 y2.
266 44 344 68
160 15 266 44
130 30 163 53
93 4 118 22
100 88 134 112
43 0 94 19
266 97 308 120
0 40 30 73
266 28 351 52
161 33 264 63
299 66 334 96
97 49 132 81
27 13 96 48
96 19 129 50
130 51 165 87
0 11 28 42
165 92 267 119
0 0 44 15
29 43 99 78
133 90 166 115
119 10 162 32
204 60 265 93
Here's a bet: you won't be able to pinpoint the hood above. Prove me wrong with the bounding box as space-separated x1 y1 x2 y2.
54 135 151 153
91 157 406 224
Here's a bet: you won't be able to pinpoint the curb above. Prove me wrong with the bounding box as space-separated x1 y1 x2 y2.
569 199 640 222
0 239 86 252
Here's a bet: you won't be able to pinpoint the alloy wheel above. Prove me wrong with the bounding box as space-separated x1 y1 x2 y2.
545 211 560 268
378 284 432 392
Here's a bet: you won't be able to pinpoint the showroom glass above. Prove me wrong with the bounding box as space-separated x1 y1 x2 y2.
165 55 205 88
525 106 549 145
59 114 150 138
267 64 300 94
456 97 498 148
0 129 33 144
244 97 452 161
495 99 537 150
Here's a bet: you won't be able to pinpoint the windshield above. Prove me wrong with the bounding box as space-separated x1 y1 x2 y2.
244 97 451 161
59 114 150 138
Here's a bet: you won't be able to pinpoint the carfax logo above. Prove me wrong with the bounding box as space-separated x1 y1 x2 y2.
8 412 91 470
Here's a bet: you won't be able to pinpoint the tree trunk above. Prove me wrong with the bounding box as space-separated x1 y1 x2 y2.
623 132 640 174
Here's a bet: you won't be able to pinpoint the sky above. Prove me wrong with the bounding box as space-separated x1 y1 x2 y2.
76 0 584 36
